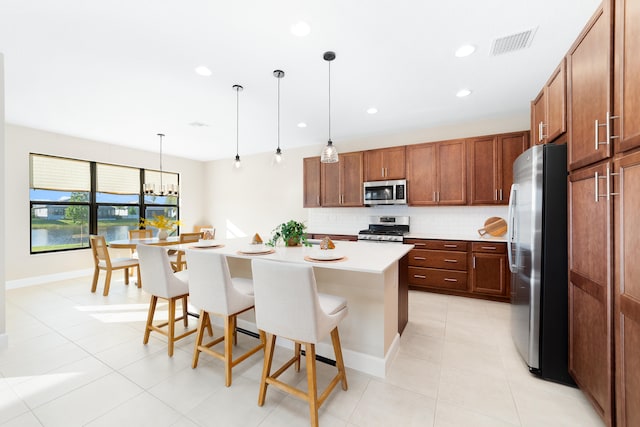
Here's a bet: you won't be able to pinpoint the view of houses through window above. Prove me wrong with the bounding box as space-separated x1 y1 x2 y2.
29 153 179 253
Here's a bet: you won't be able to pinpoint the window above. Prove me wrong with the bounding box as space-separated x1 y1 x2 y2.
29 154 180 253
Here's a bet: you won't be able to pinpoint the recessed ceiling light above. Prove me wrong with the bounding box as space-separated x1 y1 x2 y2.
194 66 212 76
297 122 307 128
455 44 476 57
367 107 378 115
290 21 311 37
456 88 472 97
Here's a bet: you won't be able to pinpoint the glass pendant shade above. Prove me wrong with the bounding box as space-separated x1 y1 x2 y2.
321 140 339 163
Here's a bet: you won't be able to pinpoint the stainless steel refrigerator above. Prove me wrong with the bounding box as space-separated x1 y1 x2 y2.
508 143 574 385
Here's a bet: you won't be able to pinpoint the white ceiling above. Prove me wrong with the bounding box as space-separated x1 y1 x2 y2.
0 0 601 161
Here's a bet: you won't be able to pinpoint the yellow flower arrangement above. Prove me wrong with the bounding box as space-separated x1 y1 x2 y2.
139 215 182 231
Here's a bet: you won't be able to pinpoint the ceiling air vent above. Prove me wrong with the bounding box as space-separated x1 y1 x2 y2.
490 27 537 56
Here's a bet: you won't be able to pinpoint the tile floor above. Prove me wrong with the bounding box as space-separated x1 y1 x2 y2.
1 275 604 426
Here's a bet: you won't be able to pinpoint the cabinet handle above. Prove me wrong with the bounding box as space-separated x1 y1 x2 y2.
444 259 458 263
413 274 426 279
414 243 426 247
381 167 385 177
473 255 476 269
495 189 498 201
443 244 458 248
413 256 426 260
595 167 620 202
499 189 503 201
444 278 458 282
433 192 437 202
437 192 440 202
595 111 620 150
481 246 497 250
539 121 547 141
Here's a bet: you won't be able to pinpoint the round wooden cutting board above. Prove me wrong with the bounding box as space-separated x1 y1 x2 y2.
478 216 508 237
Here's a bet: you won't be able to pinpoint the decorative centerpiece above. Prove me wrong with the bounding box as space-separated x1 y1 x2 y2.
139 215 182 240
267 220 311 247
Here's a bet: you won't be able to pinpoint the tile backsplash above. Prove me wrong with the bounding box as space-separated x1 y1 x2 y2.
306 205 508 237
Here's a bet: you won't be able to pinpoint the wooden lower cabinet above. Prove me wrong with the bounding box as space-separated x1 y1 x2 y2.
470 242 510 302
405 238 509 302
309 233 357 242
614 151 640 427
568 161 614 425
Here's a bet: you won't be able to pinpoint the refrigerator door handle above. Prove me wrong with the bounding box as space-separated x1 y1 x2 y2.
507 184 517 273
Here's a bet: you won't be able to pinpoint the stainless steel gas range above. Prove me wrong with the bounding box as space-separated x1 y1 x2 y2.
357 216 409 243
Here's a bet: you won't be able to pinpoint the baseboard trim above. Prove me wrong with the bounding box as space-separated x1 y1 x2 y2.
6 269 93 290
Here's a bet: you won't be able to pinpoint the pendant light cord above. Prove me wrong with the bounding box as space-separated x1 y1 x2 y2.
328 60 331 141
236 89 239 157
158 133 164 192
277 75 281 150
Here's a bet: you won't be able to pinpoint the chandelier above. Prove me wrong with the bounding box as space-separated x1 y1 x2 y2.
143 133 179 196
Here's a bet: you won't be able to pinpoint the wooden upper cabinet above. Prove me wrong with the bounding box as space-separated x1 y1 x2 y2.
567 3 613 171
468 131 529 205
407 139 465 205
303 157 321 208
614 0 640 154
546 60 568 142
364 146 406 181
321 152 363 207
532 90 547 145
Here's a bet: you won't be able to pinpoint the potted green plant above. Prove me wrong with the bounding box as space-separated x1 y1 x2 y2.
267 220 311 247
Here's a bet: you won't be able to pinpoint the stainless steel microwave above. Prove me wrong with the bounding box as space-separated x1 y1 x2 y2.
363 179 407 205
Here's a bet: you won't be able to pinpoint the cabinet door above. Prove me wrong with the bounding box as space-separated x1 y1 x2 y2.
498 132 529 205
303 157 321 207
321 161 341 207
471 252 507 297
567 4 613 171
437 139 467 205
407 143 437 205
468 136 498 205
568 161 613 424
532 90 547 145
614 0 640 153
382 146 406 180
614 151 640 427
364 146 406 181
340 152 363 206
546 59 567 142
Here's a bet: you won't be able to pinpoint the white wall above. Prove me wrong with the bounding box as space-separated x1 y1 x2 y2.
5 124 207 283
1 53 7 349
206 112 528 240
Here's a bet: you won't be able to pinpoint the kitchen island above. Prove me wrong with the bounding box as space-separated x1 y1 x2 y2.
181 239 413 378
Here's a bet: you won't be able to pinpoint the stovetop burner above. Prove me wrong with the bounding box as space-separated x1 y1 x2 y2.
357 215 410 243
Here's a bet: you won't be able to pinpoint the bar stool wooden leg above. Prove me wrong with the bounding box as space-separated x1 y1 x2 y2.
224 315 234 387
182 296 188 327
258 333 276 406
305 343 319 427
192 310 208 368
144 296 158 344
331 328 348 390
168 298 176 357
294 342 302 372
124 268 130 285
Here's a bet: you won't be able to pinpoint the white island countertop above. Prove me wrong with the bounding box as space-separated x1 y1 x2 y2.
181 239 414 274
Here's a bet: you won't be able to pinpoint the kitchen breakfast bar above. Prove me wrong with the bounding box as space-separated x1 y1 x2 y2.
181 239 413 378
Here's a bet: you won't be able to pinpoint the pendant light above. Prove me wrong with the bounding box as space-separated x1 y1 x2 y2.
273 69 285 164
233 84 243 169
320 51 339 163
144 133 179 196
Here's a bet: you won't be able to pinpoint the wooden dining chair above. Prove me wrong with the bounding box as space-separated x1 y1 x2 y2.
170 232 203 271
128 228 153 277
89 235 141 296
193 224 213 234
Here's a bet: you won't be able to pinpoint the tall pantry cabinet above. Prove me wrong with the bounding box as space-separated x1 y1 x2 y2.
565 0 640 426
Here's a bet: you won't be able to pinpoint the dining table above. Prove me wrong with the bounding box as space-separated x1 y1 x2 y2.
108 236 181 249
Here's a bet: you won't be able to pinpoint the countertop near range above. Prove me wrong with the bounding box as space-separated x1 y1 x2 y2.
404 233 507 243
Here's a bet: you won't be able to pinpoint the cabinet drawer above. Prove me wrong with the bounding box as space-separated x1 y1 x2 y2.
409 250 467 271
471 242 506 254
408 267 468 291
405 239 468 251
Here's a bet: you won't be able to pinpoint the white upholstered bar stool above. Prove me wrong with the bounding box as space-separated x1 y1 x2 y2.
251 259 348 427
137 244 197 357
185 250 265 387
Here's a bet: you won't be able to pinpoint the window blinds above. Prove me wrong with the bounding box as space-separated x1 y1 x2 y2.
29 154 90 191
97 163 140 194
